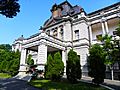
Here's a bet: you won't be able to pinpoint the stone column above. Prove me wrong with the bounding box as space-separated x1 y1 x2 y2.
105 21 109 34
62 50 67 77
57 27 60 39
19 48 27 72
101 21 106 35
37 43 47 71
63 21 72 41
88 24 93 45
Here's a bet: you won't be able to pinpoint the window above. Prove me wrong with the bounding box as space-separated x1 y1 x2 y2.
47 30 50 35
53 29 57 37
113 31 117 35
96 34 102 41
74 15 78 19
60 28 64 39
75 30 79 40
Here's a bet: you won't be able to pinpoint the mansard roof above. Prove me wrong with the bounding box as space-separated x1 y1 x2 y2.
59 0 72 8
43 1 119 29
88 2 120 17
43 1 83 28
15 35 24 41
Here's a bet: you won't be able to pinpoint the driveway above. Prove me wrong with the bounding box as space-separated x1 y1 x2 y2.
0 78 40 90
81 77 120 90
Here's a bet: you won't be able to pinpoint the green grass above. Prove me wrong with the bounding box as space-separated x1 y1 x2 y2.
29 79 109 90
0 73 11 79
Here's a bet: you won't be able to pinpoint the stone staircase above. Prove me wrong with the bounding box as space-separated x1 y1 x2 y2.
13 74 32 82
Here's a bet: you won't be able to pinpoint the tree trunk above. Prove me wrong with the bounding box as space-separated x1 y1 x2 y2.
111 67 114 80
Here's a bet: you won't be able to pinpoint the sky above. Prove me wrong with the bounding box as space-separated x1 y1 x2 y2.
0 0 119 44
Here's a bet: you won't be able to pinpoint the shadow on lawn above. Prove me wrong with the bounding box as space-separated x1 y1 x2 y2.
30 78 107 90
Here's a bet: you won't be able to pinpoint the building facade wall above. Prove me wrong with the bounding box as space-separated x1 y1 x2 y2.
12 1 120 78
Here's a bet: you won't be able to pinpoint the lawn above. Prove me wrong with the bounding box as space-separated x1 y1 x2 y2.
0 73 11 79
29 79 109 90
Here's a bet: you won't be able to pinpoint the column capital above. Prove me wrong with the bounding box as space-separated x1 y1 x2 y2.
21 47 26 51
88 22 92 26
101 21 106 35
117 5 120 11
100 11 105 16
117 13 120 18
101 17 107 23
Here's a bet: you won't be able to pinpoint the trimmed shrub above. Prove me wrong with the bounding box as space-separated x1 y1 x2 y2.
67 49 81 83
45 52 64 81
88 44 106 85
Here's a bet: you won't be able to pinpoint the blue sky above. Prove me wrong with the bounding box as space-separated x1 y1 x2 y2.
0 0 119 44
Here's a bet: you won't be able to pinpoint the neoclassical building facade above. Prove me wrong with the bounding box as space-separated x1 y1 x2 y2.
12 1 120 78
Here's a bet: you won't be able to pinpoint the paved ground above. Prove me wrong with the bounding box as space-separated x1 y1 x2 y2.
0 77 120 90
0 78 40 90
81 77 120 90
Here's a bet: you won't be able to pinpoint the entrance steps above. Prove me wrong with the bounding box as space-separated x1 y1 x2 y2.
12 73 32 82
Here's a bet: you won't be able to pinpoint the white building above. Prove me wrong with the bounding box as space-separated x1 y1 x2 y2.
12 1 120 79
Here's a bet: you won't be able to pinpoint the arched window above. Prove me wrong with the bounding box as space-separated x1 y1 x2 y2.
53 29 57 37
47 30 50 35
60 28 64 39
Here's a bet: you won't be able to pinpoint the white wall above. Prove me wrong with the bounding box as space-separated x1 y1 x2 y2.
92 23 103 41
73 21 89 40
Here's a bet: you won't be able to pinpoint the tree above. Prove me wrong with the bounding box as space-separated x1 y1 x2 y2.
0 45 20 76
0 0 20 18
88 44 106 85
45 52 64 81
27 54 34 66
67 49 81 83
52 52 64 80
0 44 11 51
101 34 120 80
7 50 20 76
9 59 20 76
45 54 54 79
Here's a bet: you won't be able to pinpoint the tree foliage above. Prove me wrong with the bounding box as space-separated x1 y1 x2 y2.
0 0 20 18
88 44 106 85
101 34 120 66
45 52 64 81
27 54 34 66
0 44 11 51
66 49 81 83
0 44 20 76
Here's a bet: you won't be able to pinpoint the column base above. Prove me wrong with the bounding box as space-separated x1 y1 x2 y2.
17 64 28 79
82 71 88 77
36 65 45 71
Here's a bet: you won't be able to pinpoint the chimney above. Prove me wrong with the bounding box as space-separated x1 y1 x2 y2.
51 4 62 18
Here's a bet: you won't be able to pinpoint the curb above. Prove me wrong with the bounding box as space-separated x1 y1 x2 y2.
80 79 115 90
100 84 115 90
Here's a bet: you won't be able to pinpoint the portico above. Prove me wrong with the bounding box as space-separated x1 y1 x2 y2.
18 32 67 76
